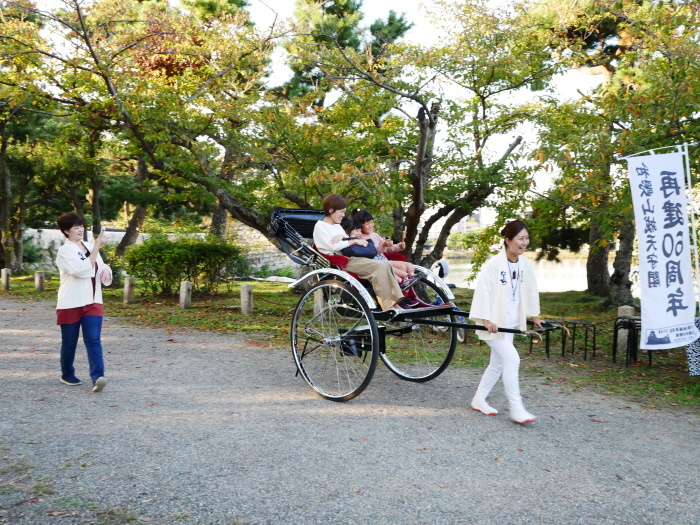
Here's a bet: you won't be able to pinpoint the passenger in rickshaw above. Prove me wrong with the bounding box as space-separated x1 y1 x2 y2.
313 194 412 311
353 209 416 284
340 217 403 285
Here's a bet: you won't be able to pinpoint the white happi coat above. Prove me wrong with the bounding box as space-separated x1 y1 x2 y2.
469 250 540 341
55 240 112 310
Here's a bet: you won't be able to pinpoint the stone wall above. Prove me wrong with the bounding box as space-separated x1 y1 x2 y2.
228 222 298 273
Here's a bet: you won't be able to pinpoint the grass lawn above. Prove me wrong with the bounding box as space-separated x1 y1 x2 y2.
4 274 699 411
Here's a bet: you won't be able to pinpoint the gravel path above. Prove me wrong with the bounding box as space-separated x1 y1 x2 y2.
1 296 699 525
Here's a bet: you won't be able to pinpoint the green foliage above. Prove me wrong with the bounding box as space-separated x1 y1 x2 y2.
123 235 243 294
101 244 126 287
447 231 480 251
253 265 273 278
20 235 45 265
232 257 252 279
250 265 296 279
275 267 296 278
140 214 206 235
531 0 700 238
534 226 590 262
0 0 565 274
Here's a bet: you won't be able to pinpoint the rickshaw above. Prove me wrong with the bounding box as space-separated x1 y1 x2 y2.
269 208 556 401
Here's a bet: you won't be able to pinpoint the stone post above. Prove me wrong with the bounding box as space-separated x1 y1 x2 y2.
314 288 325 316
240 284 253 315
179 281 192 309
1 269 10 291
123 277 135 304
617 305 636 354
34 271 45 292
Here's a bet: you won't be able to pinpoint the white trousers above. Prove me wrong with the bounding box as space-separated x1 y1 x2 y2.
473 334 524 408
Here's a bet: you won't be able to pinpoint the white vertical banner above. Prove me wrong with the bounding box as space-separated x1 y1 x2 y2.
627 151 699 350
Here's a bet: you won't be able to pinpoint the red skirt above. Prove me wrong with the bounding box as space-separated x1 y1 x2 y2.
56 303 103 325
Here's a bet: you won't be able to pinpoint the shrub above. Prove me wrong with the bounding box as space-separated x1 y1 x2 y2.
253 265 272 278
275 267 296 278
124 235 243 294
101 244 126 288
21 235 46 265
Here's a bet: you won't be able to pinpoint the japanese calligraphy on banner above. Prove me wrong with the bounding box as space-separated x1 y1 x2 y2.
627 151 699 350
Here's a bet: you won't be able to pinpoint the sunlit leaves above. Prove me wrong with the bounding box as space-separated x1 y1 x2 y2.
531 0 700 253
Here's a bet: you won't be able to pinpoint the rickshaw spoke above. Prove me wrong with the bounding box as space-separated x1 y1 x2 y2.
378 277 457 381
291 280 379 401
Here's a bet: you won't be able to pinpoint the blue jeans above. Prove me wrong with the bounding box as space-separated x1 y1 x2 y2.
60 315 104 382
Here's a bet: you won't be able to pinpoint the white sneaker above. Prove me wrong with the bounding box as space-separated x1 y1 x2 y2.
92 377 107 393
471 398 498 416
509 405 537 424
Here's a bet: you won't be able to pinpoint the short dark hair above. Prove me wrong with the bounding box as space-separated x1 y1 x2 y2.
322 194 348 216
500 220 528 248
353 210 373 224
57 213 84 238
342 217 362 235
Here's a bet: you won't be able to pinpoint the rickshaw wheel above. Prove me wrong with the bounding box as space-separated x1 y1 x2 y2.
291 280 379 401
379 278 457 381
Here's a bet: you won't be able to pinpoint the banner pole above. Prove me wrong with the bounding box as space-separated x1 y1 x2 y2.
681 143 700 315
618 142 698 160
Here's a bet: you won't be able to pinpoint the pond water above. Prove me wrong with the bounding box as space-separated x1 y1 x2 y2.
441 255 638 296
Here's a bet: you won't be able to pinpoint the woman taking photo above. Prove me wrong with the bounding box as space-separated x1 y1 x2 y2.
469 220 543 424
56 213 112 392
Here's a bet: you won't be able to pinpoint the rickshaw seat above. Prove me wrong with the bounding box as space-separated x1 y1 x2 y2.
315 251 363 281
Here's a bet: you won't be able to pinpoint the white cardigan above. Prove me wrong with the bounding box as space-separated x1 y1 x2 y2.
55 240 112 310
469 250 540 341
313 220 350 255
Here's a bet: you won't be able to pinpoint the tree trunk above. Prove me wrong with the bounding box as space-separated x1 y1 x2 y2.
11 226 23 273
403 119 428 253
88 177 102 238
419 208 471 269
208 202 228 238
0 121 15 270
391 205 404 245
67 187 85 234
11 185 26 273
85 133 102 238
115 205 146 257
115 159 149 257
608 217 635 306
586 220 611 296
404 103 440 255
